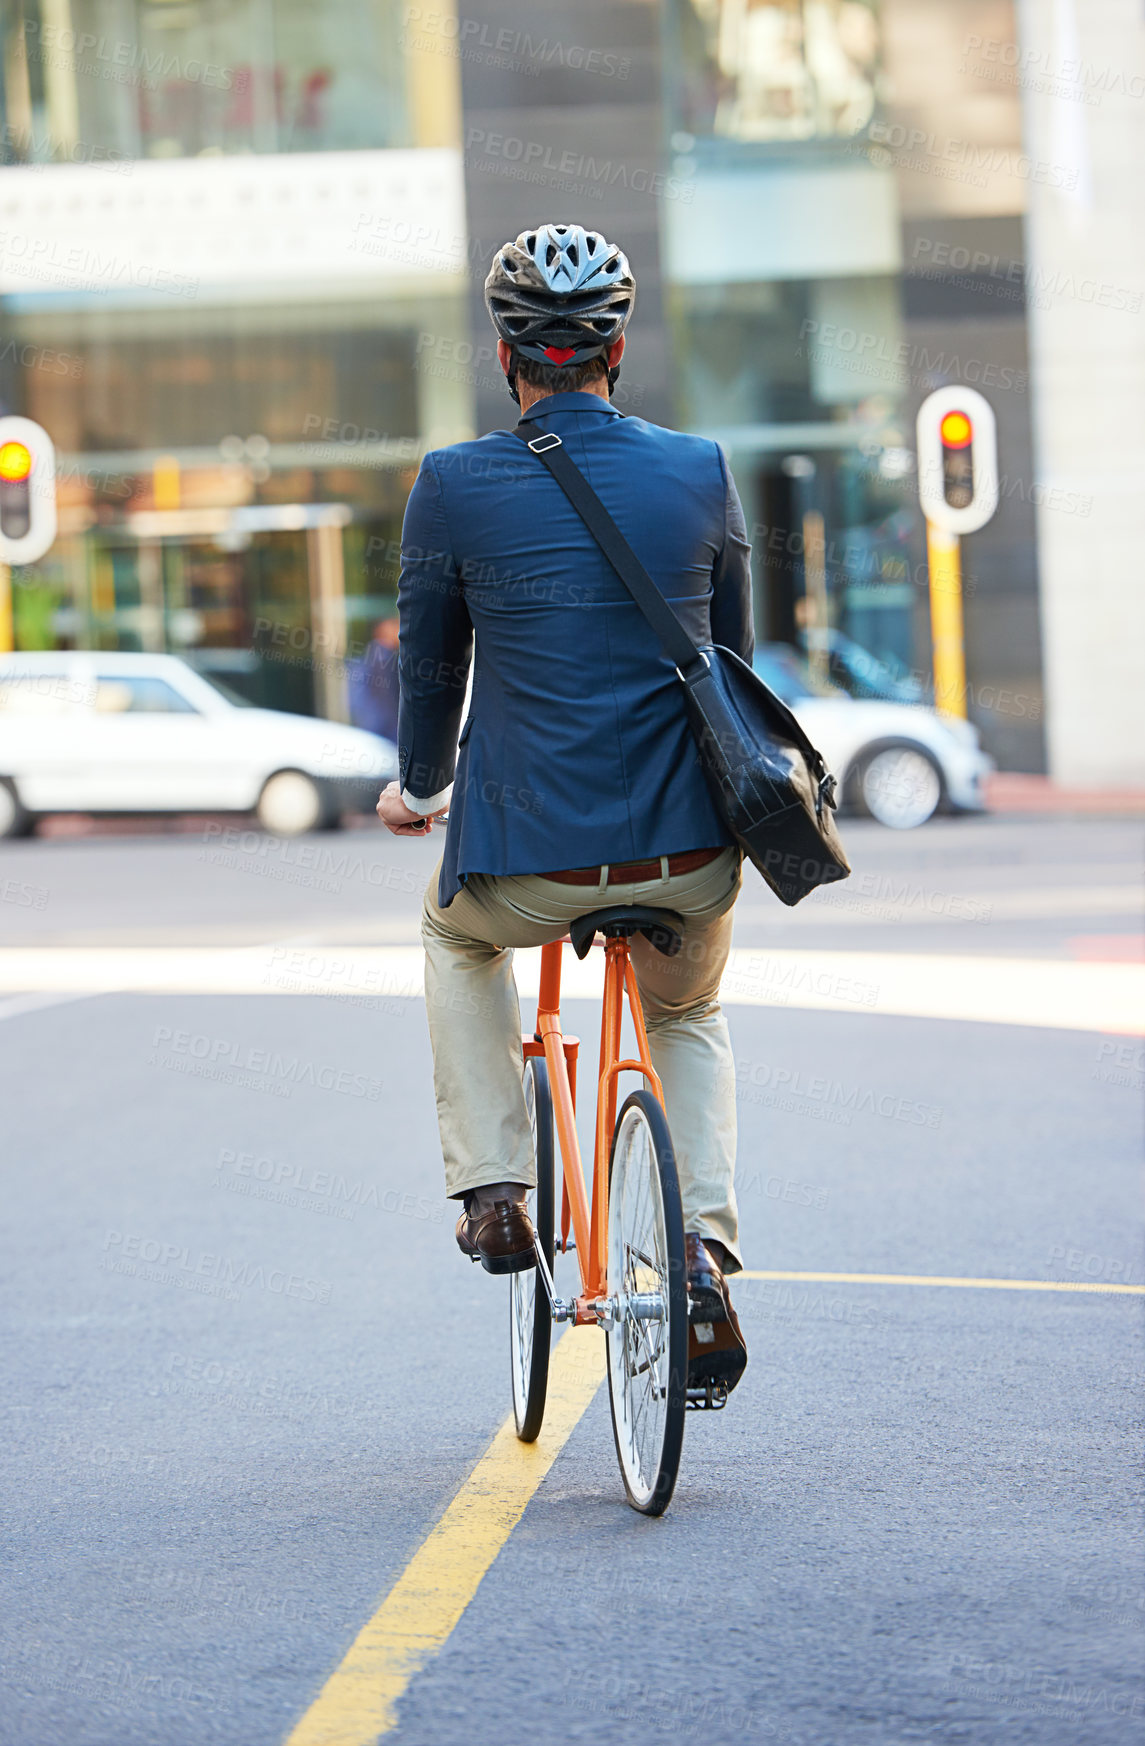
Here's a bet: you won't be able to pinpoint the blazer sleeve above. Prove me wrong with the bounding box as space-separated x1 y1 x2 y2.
396 453 472 809
709 445 755 664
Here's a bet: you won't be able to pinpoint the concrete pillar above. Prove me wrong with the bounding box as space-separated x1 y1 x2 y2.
1017 0 1145 783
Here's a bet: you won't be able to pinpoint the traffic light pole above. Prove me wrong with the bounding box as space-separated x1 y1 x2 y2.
925 522 966 719
916 387 998 728
0 561 11 652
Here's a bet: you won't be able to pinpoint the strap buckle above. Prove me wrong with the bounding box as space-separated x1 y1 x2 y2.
675 651 711 683
527 431 562 454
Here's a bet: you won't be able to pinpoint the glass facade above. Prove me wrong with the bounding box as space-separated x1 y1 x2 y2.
0 0 467 716
669 0 880 148
664 0 933 703
2 0 413 164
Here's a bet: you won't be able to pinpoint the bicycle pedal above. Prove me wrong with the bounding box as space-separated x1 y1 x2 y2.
686 1382 729 1410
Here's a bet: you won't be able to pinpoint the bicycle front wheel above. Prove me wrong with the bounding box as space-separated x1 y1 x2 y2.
510 1056 555 1442
605 1090 687 1515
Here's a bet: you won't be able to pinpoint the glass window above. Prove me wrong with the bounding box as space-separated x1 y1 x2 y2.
670 0 881 146
3 0 413 162
12 304 420 455
93 674 199 712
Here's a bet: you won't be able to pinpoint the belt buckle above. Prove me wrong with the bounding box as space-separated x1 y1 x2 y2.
527 432 562 454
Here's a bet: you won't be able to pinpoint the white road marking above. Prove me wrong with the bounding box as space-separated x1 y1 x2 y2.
0 945 1140 1033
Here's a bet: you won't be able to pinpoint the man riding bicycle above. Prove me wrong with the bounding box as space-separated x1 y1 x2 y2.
378 223 749 1395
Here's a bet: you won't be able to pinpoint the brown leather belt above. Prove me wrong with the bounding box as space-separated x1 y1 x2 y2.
538 846 724 887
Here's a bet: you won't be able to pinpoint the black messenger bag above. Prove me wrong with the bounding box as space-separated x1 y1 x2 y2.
512 420 851 907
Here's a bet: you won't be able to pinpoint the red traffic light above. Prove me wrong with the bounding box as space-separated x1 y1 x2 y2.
0 440 33 482
939 410 972 449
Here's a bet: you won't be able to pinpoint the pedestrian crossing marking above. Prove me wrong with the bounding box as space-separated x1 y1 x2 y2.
0 943 1141 1033
282 1327 605 1746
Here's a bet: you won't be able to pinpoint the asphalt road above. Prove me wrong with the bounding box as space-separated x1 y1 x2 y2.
1 813 1142 1746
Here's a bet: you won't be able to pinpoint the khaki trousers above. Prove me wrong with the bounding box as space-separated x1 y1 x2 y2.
420 846 743 1271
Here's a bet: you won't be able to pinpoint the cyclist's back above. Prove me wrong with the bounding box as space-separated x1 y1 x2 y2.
400 393 753 906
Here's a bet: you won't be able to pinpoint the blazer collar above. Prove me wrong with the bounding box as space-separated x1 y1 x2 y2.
518 391 621 419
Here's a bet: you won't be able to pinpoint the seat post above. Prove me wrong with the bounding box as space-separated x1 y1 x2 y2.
537 939 563 1019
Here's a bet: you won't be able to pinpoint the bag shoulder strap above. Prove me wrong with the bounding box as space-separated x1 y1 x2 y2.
511 420 707 679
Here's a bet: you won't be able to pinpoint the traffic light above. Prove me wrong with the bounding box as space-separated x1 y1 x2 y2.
0 417 57 564
916 387 998 534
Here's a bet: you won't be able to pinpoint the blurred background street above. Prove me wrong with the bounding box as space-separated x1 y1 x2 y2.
0 1 1143 1743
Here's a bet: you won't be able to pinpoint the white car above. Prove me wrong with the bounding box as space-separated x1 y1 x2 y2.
0 652 396 838
754 645 992 828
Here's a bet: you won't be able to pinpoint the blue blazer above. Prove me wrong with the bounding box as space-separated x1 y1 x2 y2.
396 391 754 907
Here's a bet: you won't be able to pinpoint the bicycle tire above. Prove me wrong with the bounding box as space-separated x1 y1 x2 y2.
605 1089 688 1515
510 1056 555 1441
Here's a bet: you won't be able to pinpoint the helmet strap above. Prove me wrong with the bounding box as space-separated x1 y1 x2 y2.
506 347 522 406
606 362 621 398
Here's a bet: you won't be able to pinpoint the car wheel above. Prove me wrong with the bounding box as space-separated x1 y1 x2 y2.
255 770 327 836
0 778 33 839
854 744 943 829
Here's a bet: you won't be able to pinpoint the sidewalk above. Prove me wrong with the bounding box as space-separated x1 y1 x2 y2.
986 774 1145 815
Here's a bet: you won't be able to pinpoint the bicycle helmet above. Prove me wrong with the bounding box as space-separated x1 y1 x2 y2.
484 223 636 402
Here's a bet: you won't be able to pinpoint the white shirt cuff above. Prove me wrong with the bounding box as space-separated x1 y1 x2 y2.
401 783 452 816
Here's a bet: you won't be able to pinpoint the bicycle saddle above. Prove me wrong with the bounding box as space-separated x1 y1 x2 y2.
568 906 685 961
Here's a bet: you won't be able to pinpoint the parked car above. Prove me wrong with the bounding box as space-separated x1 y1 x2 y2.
0 652 396 838
753 643 992 828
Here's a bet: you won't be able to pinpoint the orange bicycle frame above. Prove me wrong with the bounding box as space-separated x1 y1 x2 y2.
522 935 664 1323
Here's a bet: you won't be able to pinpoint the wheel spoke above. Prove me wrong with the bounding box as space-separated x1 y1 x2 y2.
607 1096 684 1511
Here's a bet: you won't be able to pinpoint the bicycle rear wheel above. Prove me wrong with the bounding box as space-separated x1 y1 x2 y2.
605 1089 687 1515
510 1056 555 1442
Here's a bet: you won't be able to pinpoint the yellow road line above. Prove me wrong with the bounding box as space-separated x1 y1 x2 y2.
283 1327 605 1746
739 1270 1144 1296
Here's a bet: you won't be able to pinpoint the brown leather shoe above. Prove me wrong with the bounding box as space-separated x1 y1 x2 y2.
686 1234 748 1396
455 1198 538 1275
